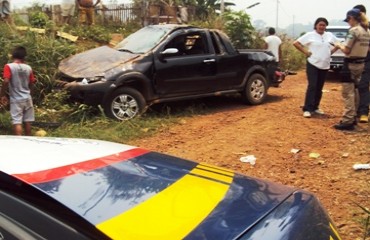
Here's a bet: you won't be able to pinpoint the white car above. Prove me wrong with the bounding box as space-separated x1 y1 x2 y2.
326 26 349 72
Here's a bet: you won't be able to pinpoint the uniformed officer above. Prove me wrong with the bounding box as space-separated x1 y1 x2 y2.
353 4 370 123
334 8 370 130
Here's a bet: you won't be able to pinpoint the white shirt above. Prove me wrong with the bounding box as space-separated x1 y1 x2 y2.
264 35 282 62
62 0 75 4
296 31 338 70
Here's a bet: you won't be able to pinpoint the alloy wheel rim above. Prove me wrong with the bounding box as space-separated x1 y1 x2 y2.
250 79 265 100
111 94 139 120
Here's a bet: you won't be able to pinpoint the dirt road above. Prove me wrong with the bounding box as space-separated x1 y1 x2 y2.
130 70 370 239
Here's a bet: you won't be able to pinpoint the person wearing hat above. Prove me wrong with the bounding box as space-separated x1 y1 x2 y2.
353 4 369 123
334 8 370 130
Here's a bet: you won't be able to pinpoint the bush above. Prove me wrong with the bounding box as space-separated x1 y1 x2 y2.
280 35 306 71
222 11 263 49
189 11 263 49
29 11 49 28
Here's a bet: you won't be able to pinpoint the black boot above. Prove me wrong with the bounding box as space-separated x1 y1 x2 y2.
333 122 355 130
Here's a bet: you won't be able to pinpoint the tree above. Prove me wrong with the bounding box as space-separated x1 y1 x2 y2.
194 0 234 20
253 19 266 31
223 10 262 49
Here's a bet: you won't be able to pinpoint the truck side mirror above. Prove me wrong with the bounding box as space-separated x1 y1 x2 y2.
160 48 179 55
158 48 179 62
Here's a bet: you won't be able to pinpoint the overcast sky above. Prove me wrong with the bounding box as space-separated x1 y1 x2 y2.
232 0 369 28
12 0 370 28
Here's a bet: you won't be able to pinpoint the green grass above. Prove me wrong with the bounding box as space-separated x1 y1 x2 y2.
0 97 213 144
49 114 179 143
0 109 181 143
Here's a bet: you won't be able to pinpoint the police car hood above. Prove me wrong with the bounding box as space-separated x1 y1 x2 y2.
0 136 296 240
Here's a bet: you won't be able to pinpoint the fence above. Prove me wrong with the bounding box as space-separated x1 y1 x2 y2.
14 3 194 26
97 3 140 24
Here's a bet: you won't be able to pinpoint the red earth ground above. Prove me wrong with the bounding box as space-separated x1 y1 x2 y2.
130 70 370 240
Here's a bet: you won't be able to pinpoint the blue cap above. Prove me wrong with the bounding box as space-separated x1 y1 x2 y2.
344 8 361 22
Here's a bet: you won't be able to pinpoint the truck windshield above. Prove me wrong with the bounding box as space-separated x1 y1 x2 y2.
115 26 170 54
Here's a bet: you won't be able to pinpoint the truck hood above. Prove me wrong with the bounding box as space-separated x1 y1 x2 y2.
58 46 139 79
2 136 295 240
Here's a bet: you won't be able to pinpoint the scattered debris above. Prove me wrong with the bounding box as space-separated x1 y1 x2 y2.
309 152 320 159
141 128 150 133
15 26 78 42
341 153 350 158
233 152 248 155
290 148 301 154
109 33 124 46
35 129 47 137
240 155 256 165
15 26 45 34
57 31 78 42
352 164 370 170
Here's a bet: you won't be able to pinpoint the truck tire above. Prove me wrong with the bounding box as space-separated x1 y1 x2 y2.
103 88 146 121
241 73 267 105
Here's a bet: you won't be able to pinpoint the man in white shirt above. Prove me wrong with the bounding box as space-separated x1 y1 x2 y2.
264 27 282 64
61 0 76 25
0 0 11 24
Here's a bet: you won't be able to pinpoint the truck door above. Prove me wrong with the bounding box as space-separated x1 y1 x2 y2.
154 31 218 96
209 31 246 90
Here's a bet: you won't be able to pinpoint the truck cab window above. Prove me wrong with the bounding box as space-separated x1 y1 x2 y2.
164 35 187 56
210 32 226 54
185 33 208 55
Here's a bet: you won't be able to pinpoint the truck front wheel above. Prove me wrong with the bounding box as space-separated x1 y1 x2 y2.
241 73 268 105
103 88 146 121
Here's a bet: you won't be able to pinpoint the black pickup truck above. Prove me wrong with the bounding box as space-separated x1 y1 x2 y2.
58 24 281 121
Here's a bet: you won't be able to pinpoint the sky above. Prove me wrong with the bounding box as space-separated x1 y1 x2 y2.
12 0 370 28
231 0 369 28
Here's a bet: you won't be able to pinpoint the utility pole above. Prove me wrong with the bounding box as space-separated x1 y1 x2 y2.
220 0 225 15
276 0 279 30
292 15 295 37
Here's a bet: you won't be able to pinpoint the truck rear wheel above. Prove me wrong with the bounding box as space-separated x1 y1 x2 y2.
103 88 146 121
241 73 267 105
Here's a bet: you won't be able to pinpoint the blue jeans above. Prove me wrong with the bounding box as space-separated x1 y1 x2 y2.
303 61 328 112
357 60 370 116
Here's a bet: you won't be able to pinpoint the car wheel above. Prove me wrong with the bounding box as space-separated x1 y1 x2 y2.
104 88 146 121
241 73 267 105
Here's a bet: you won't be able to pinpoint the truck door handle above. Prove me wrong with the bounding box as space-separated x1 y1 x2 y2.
203 59 216 63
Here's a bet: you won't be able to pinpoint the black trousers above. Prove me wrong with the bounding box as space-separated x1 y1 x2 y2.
303 61 328 112
357 60 370 116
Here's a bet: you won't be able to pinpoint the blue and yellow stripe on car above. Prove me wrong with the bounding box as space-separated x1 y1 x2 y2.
10 143 340 240
329 222 342 240
13 149 236 239
97 163 234 240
